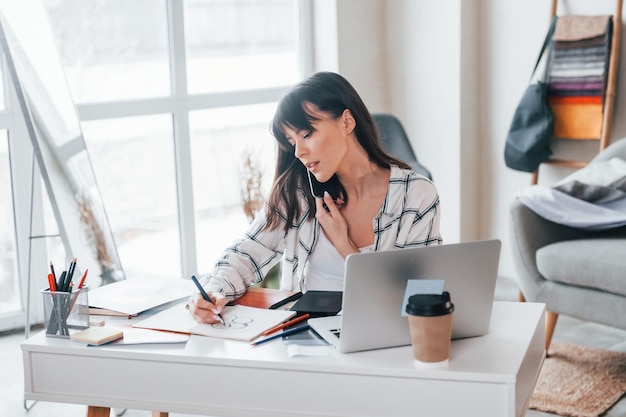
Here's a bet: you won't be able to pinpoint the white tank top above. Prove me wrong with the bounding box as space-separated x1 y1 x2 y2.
302 228 374 292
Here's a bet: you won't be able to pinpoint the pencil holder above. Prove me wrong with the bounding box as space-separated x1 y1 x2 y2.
41 286 89 338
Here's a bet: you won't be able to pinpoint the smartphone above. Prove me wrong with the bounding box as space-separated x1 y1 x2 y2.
307 170 327 199
307 171 340 201
308 171 342 212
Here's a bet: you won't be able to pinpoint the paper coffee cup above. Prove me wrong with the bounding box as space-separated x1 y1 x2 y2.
405 292 455 367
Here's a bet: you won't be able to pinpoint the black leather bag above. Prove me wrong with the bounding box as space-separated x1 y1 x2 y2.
505 17 558 173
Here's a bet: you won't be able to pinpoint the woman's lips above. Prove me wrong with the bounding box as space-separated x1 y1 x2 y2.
307 161 319 173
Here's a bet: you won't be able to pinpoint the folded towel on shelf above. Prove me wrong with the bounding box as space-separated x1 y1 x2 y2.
548 100 603 139
552 15 612 42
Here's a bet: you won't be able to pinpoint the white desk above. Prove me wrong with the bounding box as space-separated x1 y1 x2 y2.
22 301 545 417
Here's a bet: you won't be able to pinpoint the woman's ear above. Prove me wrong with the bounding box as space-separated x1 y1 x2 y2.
342 109 356 134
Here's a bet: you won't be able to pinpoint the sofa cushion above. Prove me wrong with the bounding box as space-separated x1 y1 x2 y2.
537 238 626 297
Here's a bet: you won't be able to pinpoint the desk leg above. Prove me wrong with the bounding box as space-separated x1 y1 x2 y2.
87 406 111 417
152 413 169 417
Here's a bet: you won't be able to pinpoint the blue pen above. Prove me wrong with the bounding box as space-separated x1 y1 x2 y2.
190 275 225 324
251 324 310 347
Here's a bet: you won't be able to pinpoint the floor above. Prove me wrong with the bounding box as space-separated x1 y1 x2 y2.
2 276 625 417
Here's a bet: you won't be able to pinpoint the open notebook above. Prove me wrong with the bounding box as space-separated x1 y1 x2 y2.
133 301 295 341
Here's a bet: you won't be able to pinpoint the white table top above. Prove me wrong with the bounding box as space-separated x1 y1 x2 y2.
22 301 546 417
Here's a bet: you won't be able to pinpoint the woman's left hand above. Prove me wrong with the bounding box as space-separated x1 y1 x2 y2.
315 191 358 258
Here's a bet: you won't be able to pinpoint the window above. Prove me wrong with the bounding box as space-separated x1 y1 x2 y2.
189 103 277 272
80 115 180 278
44 0 171 102
0 0 311 329
184 0 300 94
43 0 309 278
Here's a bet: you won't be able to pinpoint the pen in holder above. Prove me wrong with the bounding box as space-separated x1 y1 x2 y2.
41 286 89 338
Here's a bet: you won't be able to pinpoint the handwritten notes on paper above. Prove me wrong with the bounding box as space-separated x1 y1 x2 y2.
133 301 296 341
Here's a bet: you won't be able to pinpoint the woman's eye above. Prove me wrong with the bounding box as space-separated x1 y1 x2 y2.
303 131 312 139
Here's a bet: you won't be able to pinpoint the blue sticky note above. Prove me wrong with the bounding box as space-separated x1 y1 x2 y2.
400 279 445 316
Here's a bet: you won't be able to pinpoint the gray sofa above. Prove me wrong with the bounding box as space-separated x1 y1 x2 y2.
509 138 626 348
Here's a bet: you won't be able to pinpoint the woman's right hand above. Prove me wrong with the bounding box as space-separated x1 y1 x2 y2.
315 191 358 258
186 292 227 324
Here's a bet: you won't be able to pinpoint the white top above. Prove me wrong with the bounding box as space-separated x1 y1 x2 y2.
302 228 374 292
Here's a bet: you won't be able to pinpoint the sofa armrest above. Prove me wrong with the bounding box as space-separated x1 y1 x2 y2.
509 198 589 300
509 197 626 301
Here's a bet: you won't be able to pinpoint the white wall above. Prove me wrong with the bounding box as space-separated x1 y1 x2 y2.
313 0 468 244
385 1 465 246
313 0 626 280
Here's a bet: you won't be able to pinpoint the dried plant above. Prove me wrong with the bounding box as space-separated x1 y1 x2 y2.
240 148 265 223
77 193 113 270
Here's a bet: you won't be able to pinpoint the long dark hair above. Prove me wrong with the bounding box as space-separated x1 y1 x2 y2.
266 72 410 231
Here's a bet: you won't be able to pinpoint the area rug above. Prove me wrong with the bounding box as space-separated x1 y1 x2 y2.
530 342 626 417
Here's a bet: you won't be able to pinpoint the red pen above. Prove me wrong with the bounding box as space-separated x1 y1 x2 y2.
77 268 88 289
47 273 56 292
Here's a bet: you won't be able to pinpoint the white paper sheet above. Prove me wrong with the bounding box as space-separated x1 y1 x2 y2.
111 328 190 345
88 277 197 316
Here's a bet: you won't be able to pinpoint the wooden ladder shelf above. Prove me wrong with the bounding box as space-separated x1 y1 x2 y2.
532 0 623 184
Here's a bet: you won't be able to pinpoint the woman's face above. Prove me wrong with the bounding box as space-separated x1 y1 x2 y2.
283 104 355 183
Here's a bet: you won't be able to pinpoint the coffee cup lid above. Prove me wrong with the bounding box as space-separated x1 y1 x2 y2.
405 291 455 316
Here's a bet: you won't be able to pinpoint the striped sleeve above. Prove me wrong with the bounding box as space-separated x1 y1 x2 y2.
200 209 286 300
378 169 442 249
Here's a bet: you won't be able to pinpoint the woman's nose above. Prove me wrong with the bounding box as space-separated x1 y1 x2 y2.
294 140 306 159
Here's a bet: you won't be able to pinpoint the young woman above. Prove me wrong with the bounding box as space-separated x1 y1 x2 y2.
188 71 442 324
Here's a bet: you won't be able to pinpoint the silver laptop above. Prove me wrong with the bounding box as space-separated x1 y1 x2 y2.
308 239 501 353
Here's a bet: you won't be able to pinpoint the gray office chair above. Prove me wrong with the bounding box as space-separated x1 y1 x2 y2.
509 137 626 349
372 113 432 180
